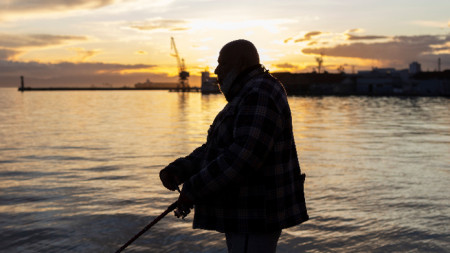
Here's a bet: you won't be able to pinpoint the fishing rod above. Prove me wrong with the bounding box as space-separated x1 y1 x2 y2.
115 187 190 253
115 201 178 253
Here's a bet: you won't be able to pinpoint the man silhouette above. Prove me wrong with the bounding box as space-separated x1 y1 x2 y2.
160 39 308 253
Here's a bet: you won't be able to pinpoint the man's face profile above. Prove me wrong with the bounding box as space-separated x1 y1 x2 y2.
215 53 229 86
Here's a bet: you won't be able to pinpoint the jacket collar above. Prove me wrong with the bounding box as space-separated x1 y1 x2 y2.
224 64 266 102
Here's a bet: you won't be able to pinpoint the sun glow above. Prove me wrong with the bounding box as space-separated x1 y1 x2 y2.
1 0 449 87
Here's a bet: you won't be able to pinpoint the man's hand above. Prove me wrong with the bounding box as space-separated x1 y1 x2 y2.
159 168 181 191
174 190 194 219
178 190 193 208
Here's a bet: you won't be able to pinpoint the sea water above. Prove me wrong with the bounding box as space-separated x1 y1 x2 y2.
0 88 449 252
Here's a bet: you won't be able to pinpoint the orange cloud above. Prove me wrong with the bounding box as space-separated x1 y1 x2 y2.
68 47 101 61
294 31 322 43
135 50 148 55
284 37 293 43
0 33 87 48
129 18 189 32
274 63 297 69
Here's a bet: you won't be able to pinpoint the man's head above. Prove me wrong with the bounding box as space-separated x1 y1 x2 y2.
214 40 260 94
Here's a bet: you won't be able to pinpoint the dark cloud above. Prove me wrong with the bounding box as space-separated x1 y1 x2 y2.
420 53 450 71
0 48 20 60
0 33 87 48
0 60 168 87
302 34 450 69
129 19 189 32
0 0 115 13
346 34 388 40
294 31 322 43
347 28 361 33
0 61 155 76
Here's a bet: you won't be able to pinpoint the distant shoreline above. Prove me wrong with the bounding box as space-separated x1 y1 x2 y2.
17 87 201 92
14 86 450 97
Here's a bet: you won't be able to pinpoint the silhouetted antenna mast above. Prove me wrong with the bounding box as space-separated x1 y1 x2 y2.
438 57 441 72
315 53 324 74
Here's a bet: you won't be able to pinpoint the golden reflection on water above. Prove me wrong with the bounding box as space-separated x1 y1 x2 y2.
0 89 449 252
1 91 229 218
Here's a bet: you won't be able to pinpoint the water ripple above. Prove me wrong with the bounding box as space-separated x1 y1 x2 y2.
1 90 449 252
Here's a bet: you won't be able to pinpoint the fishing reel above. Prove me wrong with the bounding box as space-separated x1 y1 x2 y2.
174 186 192 219
174 205 191 219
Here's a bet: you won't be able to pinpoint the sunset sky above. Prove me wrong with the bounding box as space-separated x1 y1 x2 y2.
1 0 449 87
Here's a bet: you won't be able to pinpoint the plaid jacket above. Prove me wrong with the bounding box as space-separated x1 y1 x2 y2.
177 66 308 233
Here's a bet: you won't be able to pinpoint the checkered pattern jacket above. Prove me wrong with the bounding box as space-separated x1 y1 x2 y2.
175 66 309 233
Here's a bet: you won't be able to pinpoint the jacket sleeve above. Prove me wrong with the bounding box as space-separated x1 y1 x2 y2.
182 89 284 201
166 143 207 183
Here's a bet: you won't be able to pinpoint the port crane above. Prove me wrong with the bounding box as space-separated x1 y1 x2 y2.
170 37 189 90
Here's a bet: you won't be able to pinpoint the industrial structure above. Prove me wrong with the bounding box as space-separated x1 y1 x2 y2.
273 61 450 96
170 37 190 91
201 70 220 94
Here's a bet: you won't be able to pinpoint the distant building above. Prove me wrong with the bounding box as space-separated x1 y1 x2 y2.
134 79 178 89
409 62 422 75
272 62 449 97
356 68 407 95
410 70 450 96
272 72 351 95
201 71 220 94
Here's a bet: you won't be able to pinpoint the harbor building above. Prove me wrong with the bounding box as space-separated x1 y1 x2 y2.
272 62 449 97
200 71 220 94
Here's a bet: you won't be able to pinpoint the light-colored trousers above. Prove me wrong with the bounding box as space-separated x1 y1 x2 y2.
225 230 282 253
